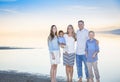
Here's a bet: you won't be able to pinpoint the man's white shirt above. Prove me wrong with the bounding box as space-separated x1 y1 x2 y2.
76 28 89 55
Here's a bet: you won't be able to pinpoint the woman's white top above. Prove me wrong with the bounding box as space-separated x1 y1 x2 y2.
63 34 75 53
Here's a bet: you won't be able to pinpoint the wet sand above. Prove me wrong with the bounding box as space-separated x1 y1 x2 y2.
0 70 66 82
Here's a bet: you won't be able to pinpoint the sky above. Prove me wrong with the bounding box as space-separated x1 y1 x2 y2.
0 0 120 47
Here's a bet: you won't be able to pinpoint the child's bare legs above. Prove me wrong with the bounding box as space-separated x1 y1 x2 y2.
50 64 57 82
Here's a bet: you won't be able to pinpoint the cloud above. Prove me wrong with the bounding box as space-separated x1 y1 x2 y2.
0 9 18 14
64 5 99 11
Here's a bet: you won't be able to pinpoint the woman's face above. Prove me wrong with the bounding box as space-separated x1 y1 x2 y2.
68 27 73 33
52 26 57 34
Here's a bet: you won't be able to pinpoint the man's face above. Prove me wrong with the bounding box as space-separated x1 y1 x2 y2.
78 22 84 30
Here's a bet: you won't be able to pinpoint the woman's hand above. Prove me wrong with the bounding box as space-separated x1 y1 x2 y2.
52 55 55 60
51 52 55 60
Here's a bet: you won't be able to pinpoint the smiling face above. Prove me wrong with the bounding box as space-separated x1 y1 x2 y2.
49 25 57 40
59 32 64 37
78 21 84 30
52 26 57 34
89 31 95 39
67 26 73 34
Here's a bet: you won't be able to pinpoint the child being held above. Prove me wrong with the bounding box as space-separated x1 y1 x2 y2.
58 30 68 53
58 30 66 45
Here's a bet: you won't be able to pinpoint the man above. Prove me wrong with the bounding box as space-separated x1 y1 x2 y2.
76 20 89 82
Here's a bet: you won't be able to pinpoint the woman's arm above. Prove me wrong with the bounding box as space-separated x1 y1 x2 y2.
48 39 53 53
48 38 55 59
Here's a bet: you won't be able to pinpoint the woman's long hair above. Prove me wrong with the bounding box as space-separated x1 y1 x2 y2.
48 25 57 41
67 25 76 41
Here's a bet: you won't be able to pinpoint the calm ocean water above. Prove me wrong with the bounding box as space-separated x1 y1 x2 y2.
0 34 120 82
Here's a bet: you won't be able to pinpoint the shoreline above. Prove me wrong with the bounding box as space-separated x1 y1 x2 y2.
0 46 34 50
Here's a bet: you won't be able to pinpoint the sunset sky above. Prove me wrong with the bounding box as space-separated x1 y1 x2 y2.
0 0 120 47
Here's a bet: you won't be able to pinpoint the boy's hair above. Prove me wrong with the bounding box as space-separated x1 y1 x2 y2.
89 31 95 34
58 30 64 35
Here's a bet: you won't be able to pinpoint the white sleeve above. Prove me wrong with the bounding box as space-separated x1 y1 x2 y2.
85 29 89 40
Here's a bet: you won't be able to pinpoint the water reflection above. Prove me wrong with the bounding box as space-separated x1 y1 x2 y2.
0 34 120 82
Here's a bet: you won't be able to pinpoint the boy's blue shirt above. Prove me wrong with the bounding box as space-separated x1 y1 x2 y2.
58 36 66 44
85 38 99 62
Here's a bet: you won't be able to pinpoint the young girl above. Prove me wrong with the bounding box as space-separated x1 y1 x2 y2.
48 25 60 82
63 25 76 82
85 31 100 82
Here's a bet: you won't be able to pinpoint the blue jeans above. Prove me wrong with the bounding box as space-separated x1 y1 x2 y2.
76 54 89 79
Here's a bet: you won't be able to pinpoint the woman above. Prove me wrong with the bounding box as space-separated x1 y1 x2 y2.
62 25 76 82
48 25 60 82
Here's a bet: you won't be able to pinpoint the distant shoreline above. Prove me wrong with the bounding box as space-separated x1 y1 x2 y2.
0 70 66 82
0 46 34 50
96 29 120 35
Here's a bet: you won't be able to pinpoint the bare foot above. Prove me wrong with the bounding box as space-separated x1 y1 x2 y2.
96 79 100 82
69 79 73 82
78 78 82 82
89 79 94 82
87 79 89 82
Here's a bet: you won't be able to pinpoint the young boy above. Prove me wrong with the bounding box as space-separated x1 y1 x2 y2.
58 30 68 54
85 31 100 82
58 30 66 45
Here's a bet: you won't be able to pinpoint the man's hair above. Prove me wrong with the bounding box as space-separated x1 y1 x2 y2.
78 20 84 24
